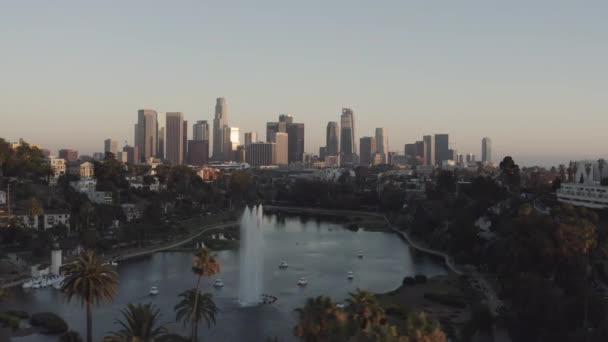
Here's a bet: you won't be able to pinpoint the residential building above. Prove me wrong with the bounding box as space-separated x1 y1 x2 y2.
193 120 210 141
273 132 289 166
104 139 118 156
423 135 434 166
166 112 184 165
212 97 229 160
340 108 356 166
246 142 276 166
375 128 388 164
135 109 158 160
482 137 492 164
121 204 143 223
359 137 376 166
244 132 257 146
326 121 339 157
49 156 66 178
59 149 79 162
434 134 449 165
187 140 209 166
67 161 94 179
15 211 71 230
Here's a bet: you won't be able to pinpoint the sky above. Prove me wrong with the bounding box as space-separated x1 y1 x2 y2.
1 1 607 167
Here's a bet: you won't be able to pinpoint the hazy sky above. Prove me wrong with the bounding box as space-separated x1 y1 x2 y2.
1 1 607 166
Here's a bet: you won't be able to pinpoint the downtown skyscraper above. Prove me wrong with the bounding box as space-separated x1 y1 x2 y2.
165 112 184 165
434 134 449 165
423 135 434 166
326 121 339 157
340 108 356 165
212 97 229 161
135 109 158 161
359 136 376 166
375 128 388 164
482 137 492 164
193 120 210 141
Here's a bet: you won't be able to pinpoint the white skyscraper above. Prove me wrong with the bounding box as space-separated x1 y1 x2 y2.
375 128 388 164
230 127 240 150
213 97 228 160
482 137 492 164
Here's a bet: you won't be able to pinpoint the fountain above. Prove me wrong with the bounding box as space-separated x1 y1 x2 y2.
238 205 265 306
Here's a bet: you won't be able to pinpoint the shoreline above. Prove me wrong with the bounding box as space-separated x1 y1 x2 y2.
263 205 463 275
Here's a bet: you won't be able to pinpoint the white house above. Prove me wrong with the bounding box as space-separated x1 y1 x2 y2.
556 160 608 209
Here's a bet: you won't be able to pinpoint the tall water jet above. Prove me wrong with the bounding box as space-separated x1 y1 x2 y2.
238 205 264 306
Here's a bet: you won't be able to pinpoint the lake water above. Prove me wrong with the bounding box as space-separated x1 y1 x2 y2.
1 211 447 341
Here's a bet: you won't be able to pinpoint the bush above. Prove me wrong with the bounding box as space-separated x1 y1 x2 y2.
30 312 68 334
60 330 83 342
0 313 20 331
414 274 428 284
3 310 29 319
403 276 416 286
423 292 467 308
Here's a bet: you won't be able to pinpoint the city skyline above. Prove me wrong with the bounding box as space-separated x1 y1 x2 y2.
2 2 608 167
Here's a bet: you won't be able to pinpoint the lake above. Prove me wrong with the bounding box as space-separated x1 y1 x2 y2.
2 210 447 341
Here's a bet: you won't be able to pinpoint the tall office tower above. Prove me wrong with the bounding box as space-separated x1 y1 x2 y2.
326 121 339 156
319 147 327 161
340 108 356 165
415 141 424 158
104 139 118 156
287 123 304 163
359 137 376 166
165 112 184 165
266 121 287 142
136 109 158 161
158 127 165 159
375 128 388 164
466 154 476 163
404 143 417 157
457 154 464 165
448 149 458 161
187 140 209 166
246 142 276 166
213 97 228 160
123 145 139 165
230 127 240 151
235 145 247 163
482 137 492 163
244 132 257 146
423 135 434 166
193 120 210 141
274 132 289 166
222 126 232 161
434 134 449 165
59 149 79 162
183 120 188 163
279 113 293 124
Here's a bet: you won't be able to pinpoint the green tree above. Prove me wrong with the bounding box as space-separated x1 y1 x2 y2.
499 156 521 192
294 296 347 341
62 251 119 342
174 289 218 341
345 290 386 335
109 303 167 342
190 249 220 340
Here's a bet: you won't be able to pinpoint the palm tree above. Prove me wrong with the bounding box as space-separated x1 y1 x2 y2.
62 250 119 342
109 303 167 342
190 248 219 339
174 289 218 341
345 290 386 334
294 296 347 341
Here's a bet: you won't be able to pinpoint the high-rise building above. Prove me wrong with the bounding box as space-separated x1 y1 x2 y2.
359 137 376 166
423 135 434 166
415 141 424 158
244 132 257 146
123 145 139 164
183 121 188 163
165 112 184 165
266 121 287 142
375 128 388 164
104 139 118 156
326 122 339 156
193 120 210 141
235 145 247 163
404 144 417 157
246 142 276 166
340 108 356 165
212 97 228 161
434 134 449 165
136 109 158 161
279 114 293 124
158 127 165 159
287 123 304 163
457 154 464 165
482 137 492 164
466 154 476 163
222 126 232 161
59 149 79 162
187 140 209 166
274 132 289 166
448 149 458 161
319 147 327 161
231 127 240 151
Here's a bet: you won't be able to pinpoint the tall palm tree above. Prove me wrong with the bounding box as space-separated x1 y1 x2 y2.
190 248 219 338
109 303 167 342
62 250 119 342
174 289 218 341
294 296 347 341
346 290 386 333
